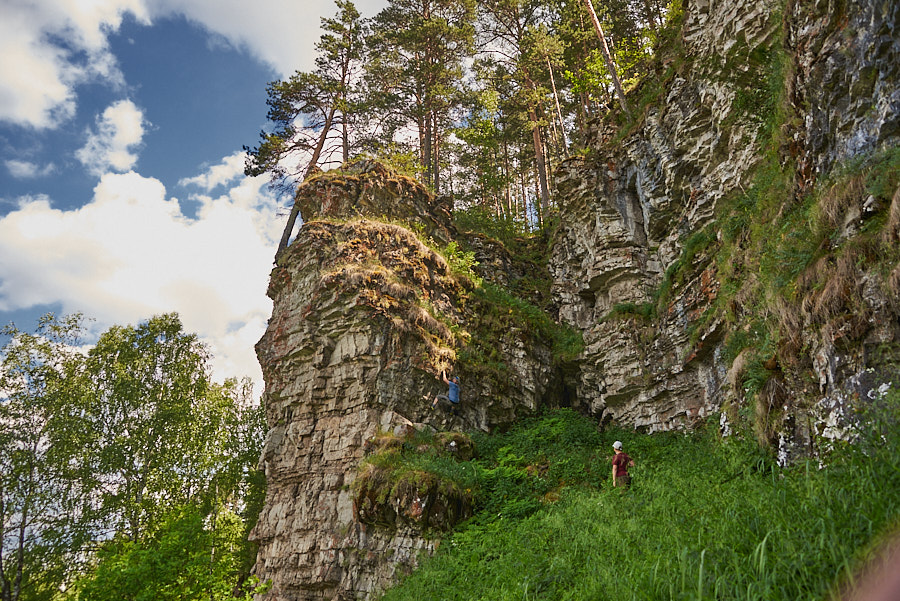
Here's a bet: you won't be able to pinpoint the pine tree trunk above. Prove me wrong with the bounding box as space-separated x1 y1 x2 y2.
275 106 337 258
432 113 441 193
582 0 631 116
528 106 550 220
547 56 569 153
423 112 433 189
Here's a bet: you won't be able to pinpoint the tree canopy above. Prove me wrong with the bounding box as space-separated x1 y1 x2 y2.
0 314 265 601
246 0 676 237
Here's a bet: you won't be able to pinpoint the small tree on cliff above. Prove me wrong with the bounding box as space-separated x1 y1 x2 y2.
244 0 366 255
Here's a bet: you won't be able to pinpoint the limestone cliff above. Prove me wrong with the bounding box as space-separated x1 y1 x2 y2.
251 161 563 600
251 0 900 598
549 0 899 459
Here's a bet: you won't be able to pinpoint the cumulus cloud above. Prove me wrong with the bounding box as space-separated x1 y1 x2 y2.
5 160 56 179
76 100 146 176
147 0 387 76
0 0 148 129
0 162 282 386
179 151 246 191
0 0 388 131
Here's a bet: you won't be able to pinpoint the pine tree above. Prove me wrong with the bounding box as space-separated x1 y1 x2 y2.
244 0 365 256
366 0 476 193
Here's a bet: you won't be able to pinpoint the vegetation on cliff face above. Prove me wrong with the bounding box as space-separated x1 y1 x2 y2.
377 396 900 601
251 0 899 597
582 0 900 448
353 429 476 532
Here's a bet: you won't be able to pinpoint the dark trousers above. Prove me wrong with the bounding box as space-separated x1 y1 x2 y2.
435 395 459 415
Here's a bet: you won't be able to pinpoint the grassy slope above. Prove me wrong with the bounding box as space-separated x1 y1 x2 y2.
377 398 900 601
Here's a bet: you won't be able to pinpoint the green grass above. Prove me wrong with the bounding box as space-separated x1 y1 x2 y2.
654 227 717 313
602 302 657 323
472 284 583 363
379 398 900 601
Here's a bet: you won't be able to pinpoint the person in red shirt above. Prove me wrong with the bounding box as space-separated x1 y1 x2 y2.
611 440 634 488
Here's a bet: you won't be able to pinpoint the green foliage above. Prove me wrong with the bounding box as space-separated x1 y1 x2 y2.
441 241 481 284
729 42 787 139
76 506 267 601
362 449 479 503
865 146 900 200
365 0 476 192
653 227 717 312
244 0 364 187
472 283 583 363
469 410 605 520
75 314 255 540
603 302 657 322
454 206 529 245
353 431 477 531
0 314 91 601
381 398 900 601
0 314 266 600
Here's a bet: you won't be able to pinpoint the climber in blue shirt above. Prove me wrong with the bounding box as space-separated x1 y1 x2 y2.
430 370 460 414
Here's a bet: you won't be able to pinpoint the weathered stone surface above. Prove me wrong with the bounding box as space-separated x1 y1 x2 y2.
549 0 899 440
296 159 454 245
789 0 900 179
252 166 557 600
252 0 900 596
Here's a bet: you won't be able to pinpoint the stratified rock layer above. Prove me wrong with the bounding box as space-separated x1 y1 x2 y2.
252 165 557 600
550 0 783 430
252 0 900 597
549 0 900 452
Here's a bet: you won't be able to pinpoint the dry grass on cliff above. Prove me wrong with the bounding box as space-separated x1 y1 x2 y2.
796 249 862 326
816 172 867 231
882 186 900 247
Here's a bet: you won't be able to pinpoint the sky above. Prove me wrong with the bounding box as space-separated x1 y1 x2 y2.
0 0 386 391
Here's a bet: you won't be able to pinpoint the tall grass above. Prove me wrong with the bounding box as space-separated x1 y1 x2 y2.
379 397 900 601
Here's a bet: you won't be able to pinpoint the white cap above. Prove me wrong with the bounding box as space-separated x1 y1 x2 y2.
613 441 623 450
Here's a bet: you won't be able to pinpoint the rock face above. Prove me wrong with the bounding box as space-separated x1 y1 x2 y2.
550 0 783 430
251 0 900 597
251 164 558 600
549 0 900 451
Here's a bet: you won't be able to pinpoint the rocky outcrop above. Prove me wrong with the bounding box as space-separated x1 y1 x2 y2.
550 0 783 430
549 0 900 448
251 0 900 596
295 160 454 245
251 163 558 600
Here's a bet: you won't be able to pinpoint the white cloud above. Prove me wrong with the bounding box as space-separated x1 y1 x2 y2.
76 100 146 176
0 0 148 129
0 163 283 387
146 0 388 76
5 160 56 179
179 151 246 191
0 0 389 130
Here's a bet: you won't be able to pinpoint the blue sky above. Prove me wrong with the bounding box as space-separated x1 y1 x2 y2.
0 0 385 388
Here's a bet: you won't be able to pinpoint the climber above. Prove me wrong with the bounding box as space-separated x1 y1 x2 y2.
429 370 460 415
611 440 634 488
